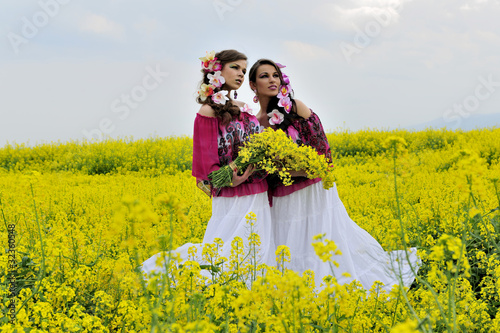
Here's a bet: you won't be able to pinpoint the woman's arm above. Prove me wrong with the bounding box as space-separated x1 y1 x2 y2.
194 104 255 191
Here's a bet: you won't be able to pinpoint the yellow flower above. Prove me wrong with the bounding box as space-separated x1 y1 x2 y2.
390 319 420 333
468 207 481 218
276 245 291 265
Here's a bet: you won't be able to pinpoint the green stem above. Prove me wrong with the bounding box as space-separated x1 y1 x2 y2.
390 145 424 326
14 184 46 318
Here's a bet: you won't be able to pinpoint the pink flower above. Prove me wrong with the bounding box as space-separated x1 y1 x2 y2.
277 85 289 99
269 109 284 125
240 104 253 114
212 90 229 105
208 71 225 88
278 96 293 113
282 74 290 85
205 59 222 72
202 58 222 73
212 61 222 71
276 62 286 69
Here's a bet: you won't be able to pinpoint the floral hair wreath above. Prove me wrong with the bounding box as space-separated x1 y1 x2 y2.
268 62 292 125
197 51 229 105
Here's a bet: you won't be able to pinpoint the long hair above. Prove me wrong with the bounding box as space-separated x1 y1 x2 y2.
196 49 247 124
248 59 301 131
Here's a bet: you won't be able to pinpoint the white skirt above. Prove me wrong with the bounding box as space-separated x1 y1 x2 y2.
142 192 275 278
272 182 419 292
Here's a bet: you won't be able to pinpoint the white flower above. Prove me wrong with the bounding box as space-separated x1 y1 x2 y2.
240 104 253 114
269 109 284 125
208 71 225 88
212 90 229 105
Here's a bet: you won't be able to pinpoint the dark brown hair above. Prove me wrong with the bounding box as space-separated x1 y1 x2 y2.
197 49 247 124
248 58 300 130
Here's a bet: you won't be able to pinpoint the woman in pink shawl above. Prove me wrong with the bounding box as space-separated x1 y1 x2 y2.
142 50 275 279
248 58 419 291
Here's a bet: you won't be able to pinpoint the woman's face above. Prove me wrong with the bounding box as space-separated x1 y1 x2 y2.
220 59 247 91
251 64 280 98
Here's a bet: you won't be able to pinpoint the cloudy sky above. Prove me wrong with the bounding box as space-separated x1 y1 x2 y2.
1 0 500 146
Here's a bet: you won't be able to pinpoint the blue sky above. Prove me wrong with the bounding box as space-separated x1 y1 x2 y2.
1 0 500 146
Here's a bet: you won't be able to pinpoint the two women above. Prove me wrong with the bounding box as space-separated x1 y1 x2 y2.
143 50 419 292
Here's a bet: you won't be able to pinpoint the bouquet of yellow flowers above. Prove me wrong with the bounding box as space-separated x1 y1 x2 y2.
208 128 335 189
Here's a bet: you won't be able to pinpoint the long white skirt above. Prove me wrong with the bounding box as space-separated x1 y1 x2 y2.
272 182 419 292
142 192 275 279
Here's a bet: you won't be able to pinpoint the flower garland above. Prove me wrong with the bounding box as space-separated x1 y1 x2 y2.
270 62 293 125
197 51 229 105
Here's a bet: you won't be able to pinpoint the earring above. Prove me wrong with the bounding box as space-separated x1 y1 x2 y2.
253 90 259 103
234 91 238 99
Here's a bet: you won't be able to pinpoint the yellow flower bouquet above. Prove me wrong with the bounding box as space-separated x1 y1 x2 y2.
208 128 335 189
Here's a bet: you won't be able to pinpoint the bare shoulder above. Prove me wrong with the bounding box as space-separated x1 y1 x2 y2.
198 104 216 117
294 99 312 119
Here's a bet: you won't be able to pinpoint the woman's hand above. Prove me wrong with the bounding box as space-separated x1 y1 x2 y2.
230 164 256 187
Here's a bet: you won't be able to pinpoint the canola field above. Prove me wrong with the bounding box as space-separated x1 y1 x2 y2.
1 128 500 332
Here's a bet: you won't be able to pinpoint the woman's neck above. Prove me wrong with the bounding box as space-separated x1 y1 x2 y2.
256 97 273 128
256 96 270 117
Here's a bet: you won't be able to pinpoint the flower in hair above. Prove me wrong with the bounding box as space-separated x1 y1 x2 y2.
278 85 289 99
198 83 214 101
197 51 228 103
282 74 290 85
200 51 222 72
200 51 215 63
206 61 222 72
272 62 293 113
212 90 229 105
269 109 284 125
278 96 293 113
276 63 289 85
208 71 225 88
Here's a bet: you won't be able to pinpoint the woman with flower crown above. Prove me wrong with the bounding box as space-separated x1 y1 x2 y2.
248 59 419 292
142 50 275 279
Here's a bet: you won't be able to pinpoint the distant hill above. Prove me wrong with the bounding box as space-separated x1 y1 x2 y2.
408 113 500 131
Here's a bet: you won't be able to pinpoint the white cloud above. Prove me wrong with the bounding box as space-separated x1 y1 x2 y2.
283 41 331 61
460 0 499 11
79 13 125 40
314 0 408 32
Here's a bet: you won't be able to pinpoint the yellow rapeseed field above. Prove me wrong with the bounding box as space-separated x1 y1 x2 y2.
1 128 499 332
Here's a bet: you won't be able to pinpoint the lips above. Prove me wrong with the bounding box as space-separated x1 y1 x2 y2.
235 79 242 84
268 85 277 90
